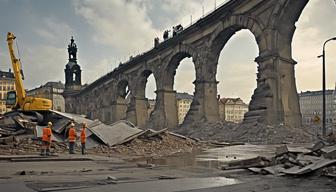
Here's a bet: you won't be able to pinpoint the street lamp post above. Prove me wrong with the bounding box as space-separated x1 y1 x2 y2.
318 37 336 137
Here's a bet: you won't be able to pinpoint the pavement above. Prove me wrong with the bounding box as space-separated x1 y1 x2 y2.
0 145 336 192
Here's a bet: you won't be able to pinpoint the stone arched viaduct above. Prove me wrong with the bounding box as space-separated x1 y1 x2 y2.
64 0 309 129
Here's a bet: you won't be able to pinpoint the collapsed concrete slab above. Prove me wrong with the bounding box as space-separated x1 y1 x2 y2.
281 159 336 175
321 146 336 160
88 120 143 146
51 110 93 127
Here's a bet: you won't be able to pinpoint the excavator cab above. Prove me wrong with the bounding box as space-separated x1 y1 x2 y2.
5 90 17 108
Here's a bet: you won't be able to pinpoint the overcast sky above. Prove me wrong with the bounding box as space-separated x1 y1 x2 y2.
0 0 335 103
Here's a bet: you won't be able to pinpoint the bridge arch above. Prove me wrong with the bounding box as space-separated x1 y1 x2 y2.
110 79 130 122
209 15 268 60
153 44 198 128
129 69 157 127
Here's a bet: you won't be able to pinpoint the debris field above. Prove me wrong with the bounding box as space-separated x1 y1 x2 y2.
0 111 200 157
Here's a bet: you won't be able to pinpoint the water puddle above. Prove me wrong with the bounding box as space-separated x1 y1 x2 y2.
136 144 311 170
142 144 277 169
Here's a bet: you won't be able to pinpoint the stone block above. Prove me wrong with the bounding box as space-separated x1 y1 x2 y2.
321 146 336 160
275 145 289 157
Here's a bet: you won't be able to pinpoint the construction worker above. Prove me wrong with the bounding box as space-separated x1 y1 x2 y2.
68 123 77 154
41 122 52 156
80 123 87 155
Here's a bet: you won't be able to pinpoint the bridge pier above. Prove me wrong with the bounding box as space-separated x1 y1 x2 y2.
134 97 149 128
154 89 178 129
186 80 219 123
277 57 302 127
111 99 127 123
244 54 301 127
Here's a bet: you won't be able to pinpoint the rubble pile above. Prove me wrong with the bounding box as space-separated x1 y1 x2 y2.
175 121 315 144
0 111 201 157
222 138 336 178
0 137 68 155
0 113 37 142
95 132 200 157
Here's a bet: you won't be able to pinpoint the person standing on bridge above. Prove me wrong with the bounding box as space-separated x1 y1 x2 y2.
68 123 77 154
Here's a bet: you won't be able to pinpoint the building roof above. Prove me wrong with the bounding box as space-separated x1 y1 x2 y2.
176 92 193 100
0 69 14 79
219 97 247 106
28 81 65 93
45 81 65 89
299 90 334 97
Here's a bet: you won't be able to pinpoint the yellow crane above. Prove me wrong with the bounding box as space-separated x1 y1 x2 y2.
5 32 52 123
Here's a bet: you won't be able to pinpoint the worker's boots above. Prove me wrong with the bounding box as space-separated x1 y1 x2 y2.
46 149 50 156
40 149 46 156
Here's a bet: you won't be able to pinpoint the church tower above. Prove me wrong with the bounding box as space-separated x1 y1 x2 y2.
64 36 82 94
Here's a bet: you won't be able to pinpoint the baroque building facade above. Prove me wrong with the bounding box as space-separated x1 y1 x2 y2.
0 69 15 115
176 93 193 124
299 90 335 125
218 97 248 123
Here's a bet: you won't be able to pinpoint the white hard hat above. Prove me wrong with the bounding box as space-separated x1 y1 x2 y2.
70 123 75 127
48 122 53 126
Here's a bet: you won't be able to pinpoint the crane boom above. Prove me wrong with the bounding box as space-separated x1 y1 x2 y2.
5 32 52 119
6 32 26 104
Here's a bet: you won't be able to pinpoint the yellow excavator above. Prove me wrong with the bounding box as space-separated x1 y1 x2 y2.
5 32 52 124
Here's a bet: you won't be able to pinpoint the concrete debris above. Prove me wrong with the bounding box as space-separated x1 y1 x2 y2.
261 165 285 175
321 166 336 177
51 110 93 126
241 141 336 178
281 159 336 175
106 176 118 181
312 141 326 152
321 145 336 159
174 120 315 144
275 145 289 157
88 120 142 146
1 111 200 157
221 156 271 170
0 113 37 141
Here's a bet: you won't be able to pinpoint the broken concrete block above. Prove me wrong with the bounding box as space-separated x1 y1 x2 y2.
312 141 325 152
321 166 336 178
0 136 14 144
282 159 336 175
221 156 270 170
261 165 285 175
247 167 262 174
288 146 311 154
275 145 289 157
107 176 118 181
288 157 298 165
321 145 336 160
296 154 320 166
283 162 295 169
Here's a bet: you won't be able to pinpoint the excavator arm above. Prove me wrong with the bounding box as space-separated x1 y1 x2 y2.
6 32 26 105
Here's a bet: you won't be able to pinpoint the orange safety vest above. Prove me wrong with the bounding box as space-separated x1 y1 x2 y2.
81 128 86 143
42 127 52 142
68 127 77 142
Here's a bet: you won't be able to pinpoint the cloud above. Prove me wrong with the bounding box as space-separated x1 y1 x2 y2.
35 17 76 46
293 0 336 92
83 58 115 84
72 0 160 56
20 45 67 89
